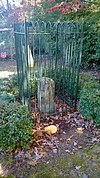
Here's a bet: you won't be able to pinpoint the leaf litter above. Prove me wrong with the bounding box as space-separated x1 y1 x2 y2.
0 61 100 177
11 111 99 162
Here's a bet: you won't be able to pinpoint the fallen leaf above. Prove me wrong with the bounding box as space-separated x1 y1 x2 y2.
27 159 37 166
78 146 82 149
67 135 74 141
15 151 24 158
44 125 57 135
15 146 21 153
34 147 42 160
74 141 78 146
25 152 32 159
52 148 58 154
59 107 62 112
32 129 44 139
65 149 70 153
75 166 81 170
6 148 13 153
91 137 99 143
38 151 46 155
76 127 83 134
95 165 100 169
71 108 77 112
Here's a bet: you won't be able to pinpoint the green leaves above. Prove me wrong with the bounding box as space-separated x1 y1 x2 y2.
0 75 32 152
78 74 100 124
0 102 33 151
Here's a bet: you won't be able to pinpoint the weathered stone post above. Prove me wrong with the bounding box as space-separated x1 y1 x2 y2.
38 77 55 113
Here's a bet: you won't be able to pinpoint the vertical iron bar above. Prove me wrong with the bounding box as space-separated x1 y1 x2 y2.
74 19 84 108
24 17 30 106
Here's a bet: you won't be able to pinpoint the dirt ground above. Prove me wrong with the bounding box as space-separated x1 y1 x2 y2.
0 61 100 178
0 113 100 178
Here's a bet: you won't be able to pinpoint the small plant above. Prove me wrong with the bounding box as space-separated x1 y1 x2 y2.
0 102 33 151
78 75 100 124
0 92 14 105
0 75 18 95
30 77 38 97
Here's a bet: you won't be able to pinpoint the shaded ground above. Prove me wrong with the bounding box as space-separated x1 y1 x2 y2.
81 67 100 80
0 61 100 178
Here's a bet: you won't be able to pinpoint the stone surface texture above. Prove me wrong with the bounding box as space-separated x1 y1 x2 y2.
38 77 55 113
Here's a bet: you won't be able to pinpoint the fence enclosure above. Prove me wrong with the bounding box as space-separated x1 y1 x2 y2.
14 19 83 117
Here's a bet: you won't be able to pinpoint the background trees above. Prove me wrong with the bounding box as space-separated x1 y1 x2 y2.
0 0 99 67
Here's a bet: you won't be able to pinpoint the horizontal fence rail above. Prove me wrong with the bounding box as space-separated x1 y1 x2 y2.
14 19 84 118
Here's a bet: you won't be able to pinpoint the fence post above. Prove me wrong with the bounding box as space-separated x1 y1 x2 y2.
24 17 30 106
74 18 84 108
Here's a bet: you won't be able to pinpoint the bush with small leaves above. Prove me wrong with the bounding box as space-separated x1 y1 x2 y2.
0 102 33 152
78 76 100 124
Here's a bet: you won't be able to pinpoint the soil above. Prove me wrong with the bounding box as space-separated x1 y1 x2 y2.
0 61 100 178
80 67 100 80
0 114 100 178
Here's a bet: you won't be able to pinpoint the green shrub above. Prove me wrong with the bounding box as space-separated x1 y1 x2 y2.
0 93 14 105
78 76 100 124
0 75 18 105
82 31 100 68
0 102 33 151
0 75 18 95
79 73 95 93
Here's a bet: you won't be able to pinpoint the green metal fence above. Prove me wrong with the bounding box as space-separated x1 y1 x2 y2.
14 19 83 117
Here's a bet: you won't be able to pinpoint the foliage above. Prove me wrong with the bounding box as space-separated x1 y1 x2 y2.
16 1 99 68
31 0 100 68
46 0 86 14
0 75 33 152
61 0 100 68
82 30 100 68
0 92 14 105
0 75 18 97
0 102 33 151
1 0 98 67
78 74 100 124
7 1 86 22
30 77 38 97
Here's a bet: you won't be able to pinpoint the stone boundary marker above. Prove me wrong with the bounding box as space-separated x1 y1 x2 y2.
38 77 55 113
